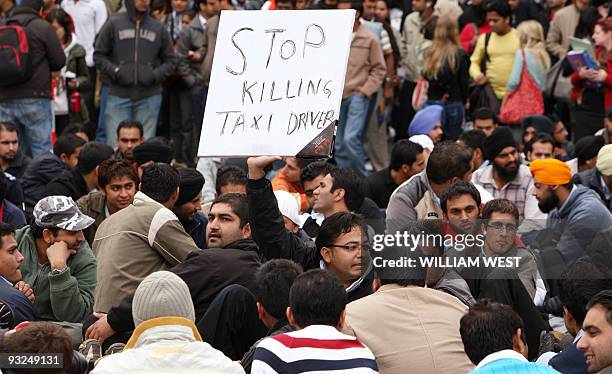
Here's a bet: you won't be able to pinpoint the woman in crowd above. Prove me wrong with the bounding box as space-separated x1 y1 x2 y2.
458 0 491 54
421 16 470 140
570 17 610 141
47 8 89 136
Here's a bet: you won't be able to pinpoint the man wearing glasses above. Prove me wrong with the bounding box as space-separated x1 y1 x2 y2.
480 199 545 307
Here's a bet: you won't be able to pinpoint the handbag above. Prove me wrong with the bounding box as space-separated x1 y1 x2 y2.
544 57 572 102
499 49 544 125
411 76 429 111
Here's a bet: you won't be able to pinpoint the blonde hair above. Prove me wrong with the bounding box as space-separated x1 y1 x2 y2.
516 20 550 70
422 16 460 80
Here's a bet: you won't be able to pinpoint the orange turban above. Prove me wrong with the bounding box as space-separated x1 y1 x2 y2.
530 159 572 185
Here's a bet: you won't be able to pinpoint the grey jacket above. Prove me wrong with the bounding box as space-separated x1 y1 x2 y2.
93 0 176 100
177 15 206 87
546 186 612 263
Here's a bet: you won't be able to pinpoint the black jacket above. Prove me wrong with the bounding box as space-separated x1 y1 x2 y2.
0 7 65 100
93 0 176 101
241 317 294 373
549 342 588 374
182 212 208 249
20 153 67 220
5 153 30 180
0 280 36 328
573 167 611 211
45 169 89 201
107 239 262 333
247 177 374 302
364 168 396 209
424 49 471 104
2 200 26 229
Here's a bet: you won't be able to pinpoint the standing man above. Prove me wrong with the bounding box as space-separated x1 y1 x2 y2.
94 0 177 146
0 122 30 179
0 0 65 157
335 0 386 176
61 0 108 122
469 0 520 103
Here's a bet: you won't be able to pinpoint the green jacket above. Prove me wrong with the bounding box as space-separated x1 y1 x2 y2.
15 227 97 323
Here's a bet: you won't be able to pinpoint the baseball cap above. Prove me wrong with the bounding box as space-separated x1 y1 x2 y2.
33 196 95 231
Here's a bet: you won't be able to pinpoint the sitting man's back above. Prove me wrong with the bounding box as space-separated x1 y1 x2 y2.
92 163 198 313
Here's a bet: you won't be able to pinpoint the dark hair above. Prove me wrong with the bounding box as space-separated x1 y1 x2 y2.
140 163 180 203
98 159 139 189
482 199 519 225
440 181 481 214
426 142 472 184
215 166 247 195
53 134 86 159
390 140 424 171
474 107 497 122
76 141 114 175
460 299 524 365
0 322 73 374
485 0 512 18
210 193 249 228
586 290 612 325
182 9 197 19
116 120 144 138
46 8 72 44
61 123 91 142
30 224 60 239
459 130 486 153
0 122 18 135
329 167 365 212
300 161 336 187
524 133 554 156
289 269 347 328
255 259 304 319
316 211 365 253
0 223 15 250
559 260 612 326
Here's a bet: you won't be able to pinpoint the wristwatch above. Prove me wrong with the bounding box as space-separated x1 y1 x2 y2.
51 267 67 275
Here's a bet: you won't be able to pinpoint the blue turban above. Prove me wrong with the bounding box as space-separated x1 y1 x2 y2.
408 105 444 137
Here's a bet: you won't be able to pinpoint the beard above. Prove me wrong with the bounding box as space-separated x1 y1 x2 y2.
493 161 519 181
538 192 560 213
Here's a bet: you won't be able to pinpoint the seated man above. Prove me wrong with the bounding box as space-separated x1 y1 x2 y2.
577 290 612 373
343 231 474 374
459 130 488 172
0 172 26 229
480 199 546 306
92 163 197 314
132 138 173 178
114 121 144 161
241 259 303 372
573 144 612 212
252 270 378 373
172 168 207 249
0 121 30 179
408 105 444 144
364 140 425 209
77 159 139 246
271 157 311 212
216 165 248 196
15 196 96 323
460 300 559 373
0 223 35 327
91 271 244 373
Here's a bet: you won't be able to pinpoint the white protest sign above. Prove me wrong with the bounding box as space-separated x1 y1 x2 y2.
197 9 355 157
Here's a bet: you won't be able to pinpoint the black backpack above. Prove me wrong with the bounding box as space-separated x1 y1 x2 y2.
0 14 37 87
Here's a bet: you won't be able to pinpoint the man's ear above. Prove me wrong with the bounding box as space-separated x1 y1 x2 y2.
512 328 528 358
320 246 333 265
42 228 54 245
256 302 266 321
333 187 345 202
287 307 298 329
400 164 411 176
59 153 68 163
337 309 346 330
242 222 251 239
474 148 483 162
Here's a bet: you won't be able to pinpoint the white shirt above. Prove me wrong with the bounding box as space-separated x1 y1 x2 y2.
61 0 108 67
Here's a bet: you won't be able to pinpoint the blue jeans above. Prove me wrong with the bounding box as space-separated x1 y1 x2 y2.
104 94 162 147
425 100 465 141
0 98 52 157
335 95 369 176
95 85 109 143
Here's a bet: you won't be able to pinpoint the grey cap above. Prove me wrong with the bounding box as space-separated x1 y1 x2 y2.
33 196 95 231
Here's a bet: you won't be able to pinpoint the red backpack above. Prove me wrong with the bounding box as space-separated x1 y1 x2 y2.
0 15 37 87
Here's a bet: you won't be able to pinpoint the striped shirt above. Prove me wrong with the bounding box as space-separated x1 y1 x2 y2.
251 325 379 373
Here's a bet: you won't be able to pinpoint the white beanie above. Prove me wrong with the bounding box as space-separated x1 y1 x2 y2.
274 190 300 225
132 271 195 327
409 134 435 152
596 144 612 176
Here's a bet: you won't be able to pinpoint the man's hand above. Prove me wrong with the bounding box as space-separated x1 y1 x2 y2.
46 241 75 271
474 74 488 86
85 313 115 344
14 281 34 302
188 51 202 61
247 156 282 180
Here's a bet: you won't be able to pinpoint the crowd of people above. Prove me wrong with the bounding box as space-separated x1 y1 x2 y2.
0 0 612 371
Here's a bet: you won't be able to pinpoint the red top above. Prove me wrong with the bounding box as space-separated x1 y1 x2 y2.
570 47 612 109
460 22 492 55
